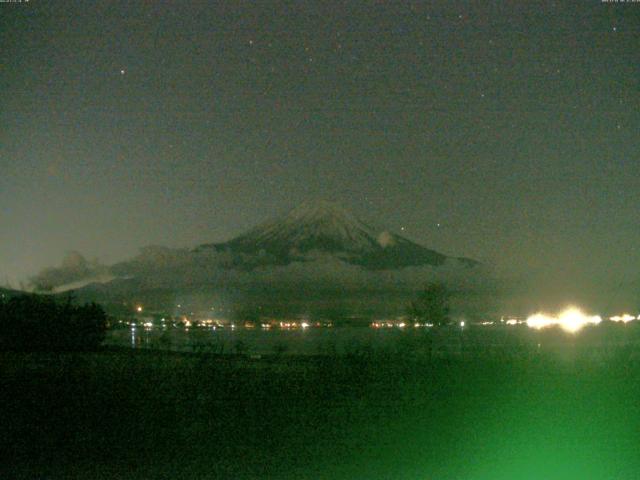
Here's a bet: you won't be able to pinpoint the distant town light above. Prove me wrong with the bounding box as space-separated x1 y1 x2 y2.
526 313 555 330
526 307 601 333
610 314 636 323
136 306 143 313
460 321 465 328
559 308 601 333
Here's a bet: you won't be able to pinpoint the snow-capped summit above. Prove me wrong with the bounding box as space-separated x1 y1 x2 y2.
228 200 380 255
197 201 477 270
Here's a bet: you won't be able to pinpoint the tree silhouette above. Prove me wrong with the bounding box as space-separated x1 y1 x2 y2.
408 283 451 326
0 294 107 351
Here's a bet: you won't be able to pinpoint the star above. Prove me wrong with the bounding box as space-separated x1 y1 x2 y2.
120 69 126 75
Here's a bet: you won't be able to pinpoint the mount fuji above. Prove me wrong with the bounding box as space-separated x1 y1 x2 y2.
195 201 477 270
30 202 484 317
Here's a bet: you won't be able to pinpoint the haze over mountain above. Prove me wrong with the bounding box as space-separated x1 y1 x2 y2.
29 202 489 318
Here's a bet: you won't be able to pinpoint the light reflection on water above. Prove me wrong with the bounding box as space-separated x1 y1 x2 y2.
107 323 640 356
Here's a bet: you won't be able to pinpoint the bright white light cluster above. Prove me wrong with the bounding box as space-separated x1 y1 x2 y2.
609 314 638 323
526 307 602 333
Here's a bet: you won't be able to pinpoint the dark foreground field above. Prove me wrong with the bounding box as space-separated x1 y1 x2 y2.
2 346 640 479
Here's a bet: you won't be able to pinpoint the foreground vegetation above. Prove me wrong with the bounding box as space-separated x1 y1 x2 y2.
2 346 640 479
0 294 107 351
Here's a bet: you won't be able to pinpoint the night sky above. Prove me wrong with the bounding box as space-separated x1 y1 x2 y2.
2 1 639 297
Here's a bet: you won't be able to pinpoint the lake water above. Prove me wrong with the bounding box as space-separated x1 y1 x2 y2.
104 323 640 357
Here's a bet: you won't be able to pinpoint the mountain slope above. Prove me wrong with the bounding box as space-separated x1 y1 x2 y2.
196 201 477 270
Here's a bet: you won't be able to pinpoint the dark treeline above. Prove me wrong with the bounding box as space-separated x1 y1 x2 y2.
0 294 107 351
